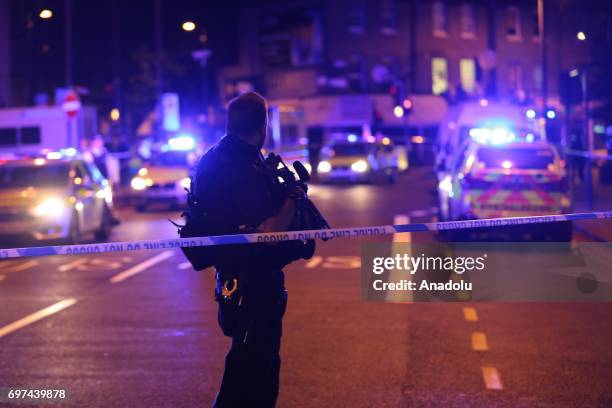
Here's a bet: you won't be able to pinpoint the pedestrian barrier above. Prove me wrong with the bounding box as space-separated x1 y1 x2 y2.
1 211 611 260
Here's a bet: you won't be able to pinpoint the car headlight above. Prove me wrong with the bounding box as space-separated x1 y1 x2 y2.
32 197 65 218
131 177 147 191
96 186 113 203
438 175 453 194
351 160 368 173
180 177 191 189
317 161 331 173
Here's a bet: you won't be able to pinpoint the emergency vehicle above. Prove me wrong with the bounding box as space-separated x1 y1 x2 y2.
317 135 404 184
436 101 537 173
0 149 114 243
130 135 200 211
0 106 98 154
437 127 572 241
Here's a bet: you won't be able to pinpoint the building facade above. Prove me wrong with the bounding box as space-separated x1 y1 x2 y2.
218 0 590 145
0 0 10 107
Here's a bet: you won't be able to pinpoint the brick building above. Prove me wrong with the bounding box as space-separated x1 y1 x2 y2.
218 0 589 145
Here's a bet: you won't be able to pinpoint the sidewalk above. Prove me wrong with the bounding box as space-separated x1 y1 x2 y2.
571 169 612 241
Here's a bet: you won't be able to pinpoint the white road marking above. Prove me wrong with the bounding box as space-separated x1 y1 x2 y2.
3 260 39 273
110 251 174 283
386 215 413 303
58 258 87 272
305 256 323 269
178 261 192 270
472 332 489 351
322 256 361 269
481 366 504 390
0 298 77 339
463 307 479 322
393 215 412 243
408 209 429 217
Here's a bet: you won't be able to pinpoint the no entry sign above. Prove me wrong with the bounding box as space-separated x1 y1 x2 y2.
62 90 81 118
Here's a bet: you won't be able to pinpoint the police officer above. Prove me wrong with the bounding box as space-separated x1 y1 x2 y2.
191 92 301 407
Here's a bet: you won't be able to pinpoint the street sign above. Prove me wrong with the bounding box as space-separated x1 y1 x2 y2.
161 93 181 132
62 90 81 118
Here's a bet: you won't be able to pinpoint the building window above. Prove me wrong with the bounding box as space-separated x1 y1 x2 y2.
431 57 449 95
460 58 476 93
533 66 543 90
460 3 476 39
532 9 540 40
508 62 524 92
380 0 397 35
432 1 448 37
0 128 17 146
506 6 522 41
348 0 366 33
21 127 41 145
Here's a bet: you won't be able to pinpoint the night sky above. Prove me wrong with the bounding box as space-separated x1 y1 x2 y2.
9 0 240 129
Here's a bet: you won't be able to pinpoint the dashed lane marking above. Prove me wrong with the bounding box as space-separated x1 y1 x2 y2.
472 332 490 351
481 366 504 390
463 307 479 322
178 262 192 270
386 215 413 303
0 298 77 339
109 250 174 283
58 258 87 272
305 256 323 269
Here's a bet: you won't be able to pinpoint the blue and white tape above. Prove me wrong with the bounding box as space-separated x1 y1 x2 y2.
1 211 611 259
564 148 612 161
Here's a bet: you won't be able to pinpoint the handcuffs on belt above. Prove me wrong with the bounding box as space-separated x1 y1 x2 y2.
221 278 243 306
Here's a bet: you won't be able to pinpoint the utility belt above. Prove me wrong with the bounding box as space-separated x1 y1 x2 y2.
214 270 286 341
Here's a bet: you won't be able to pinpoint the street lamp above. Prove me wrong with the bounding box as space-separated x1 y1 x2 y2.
39 9 53 19
577 31 586 41
393 105 404 118
110 108 120 121
182 21 196 32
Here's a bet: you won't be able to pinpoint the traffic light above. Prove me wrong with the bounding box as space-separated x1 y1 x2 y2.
402 97 413 114
390 82 413 118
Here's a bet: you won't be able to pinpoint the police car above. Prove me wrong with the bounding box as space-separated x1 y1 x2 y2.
317 135 402 184
437 128 572 241
130 135 198 211
0 149 114 243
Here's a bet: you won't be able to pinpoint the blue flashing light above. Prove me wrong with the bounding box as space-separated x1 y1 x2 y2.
347 134 358 143
526 109 536 119
167 135 196 151
469 127 515 145
546 110 556 119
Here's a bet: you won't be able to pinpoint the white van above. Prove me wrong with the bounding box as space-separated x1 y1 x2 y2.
0 106 97 154
435 101 539 174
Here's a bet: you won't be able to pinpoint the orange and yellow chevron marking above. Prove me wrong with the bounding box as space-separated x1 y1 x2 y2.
521 190 545 205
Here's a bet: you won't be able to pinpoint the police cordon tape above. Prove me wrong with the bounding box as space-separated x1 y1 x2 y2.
1 211 611 260
564 148 612 161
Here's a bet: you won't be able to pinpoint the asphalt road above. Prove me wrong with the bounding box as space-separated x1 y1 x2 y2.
0 167 611 407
